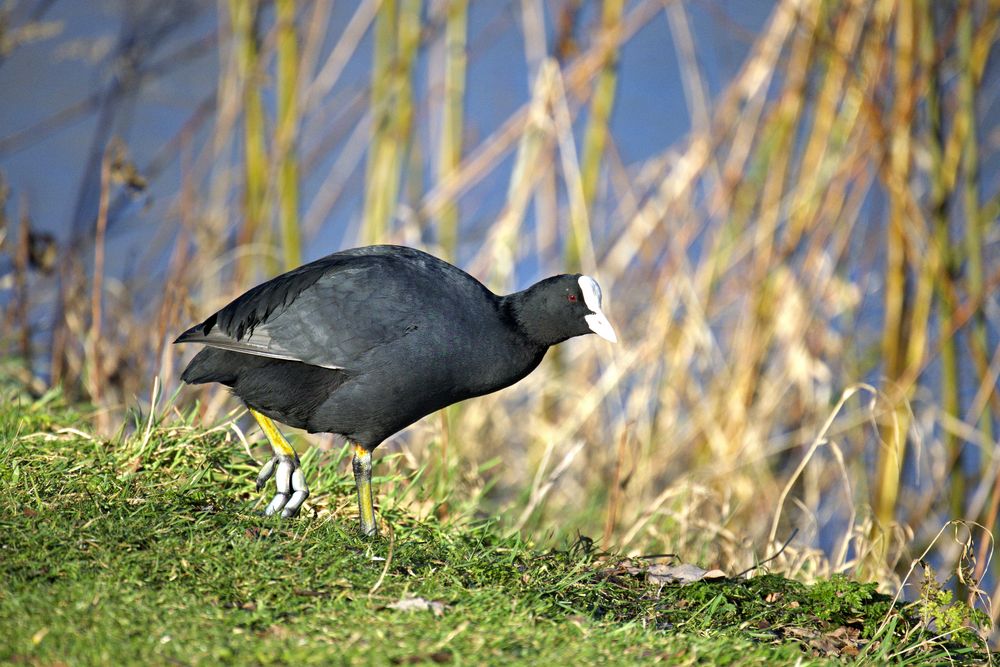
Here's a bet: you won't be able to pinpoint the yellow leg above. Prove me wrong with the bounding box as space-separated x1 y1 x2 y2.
249 408 295 457
249 408 309 517
352 443 377 537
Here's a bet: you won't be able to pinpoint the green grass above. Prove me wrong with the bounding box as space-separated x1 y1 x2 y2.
0 390 992 665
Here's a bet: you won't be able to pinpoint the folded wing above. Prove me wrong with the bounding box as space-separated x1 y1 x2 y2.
175 255 419 370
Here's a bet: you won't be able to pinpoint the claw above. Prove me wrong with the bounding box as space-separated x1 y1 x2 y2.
256 457 277 491
282 491 309 517
265 492 290 515
248 409 311 518
256 453 310 517
281 470 310 517
275 458 294 493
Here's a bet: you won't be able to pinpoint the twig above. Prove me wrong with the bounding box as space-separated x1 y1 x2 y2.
736 528 800 579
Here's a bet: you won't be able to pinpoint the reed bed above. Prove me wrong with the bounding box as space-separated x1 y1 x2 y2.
1 0 999 638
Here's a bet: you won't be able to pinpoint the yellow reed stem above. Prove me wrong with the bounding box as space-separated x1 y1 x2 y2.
573 0 623 272
872 0 915 560
437 0 468 259
229 0 270 278
276 0 301 270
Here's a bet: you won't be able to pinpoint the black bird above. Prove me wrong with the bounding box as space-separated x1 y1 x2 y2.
175 245 616 535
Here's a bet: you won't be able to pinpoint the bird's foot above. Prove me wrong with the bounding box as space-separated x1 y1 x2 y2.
255 453 309 518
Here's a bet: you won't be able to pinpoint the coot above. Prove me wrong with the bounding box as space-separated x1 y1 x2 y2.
175 245 616 535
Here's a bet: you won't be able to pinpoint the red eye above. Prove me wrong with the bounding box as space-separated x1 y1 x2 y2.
568 294 577 302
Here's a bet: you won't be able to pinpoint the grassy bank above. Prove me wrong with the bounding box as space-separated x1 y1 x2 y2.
4 0 1000 626
0 389 991 665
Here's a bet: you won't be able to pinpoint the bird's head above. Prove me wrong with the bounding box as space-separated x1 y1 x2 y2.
508 274 617 347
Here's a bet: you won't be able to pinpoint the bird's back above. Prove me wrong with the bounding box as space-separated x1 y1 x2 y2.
178 246 545 446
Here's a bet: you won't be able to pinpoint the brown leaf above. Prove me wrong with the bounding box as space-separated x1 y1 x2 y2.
391 650 453 664
125 456 142 473
783 626 815 639
293 589 326 598
783 624 861 658
626 562 727 585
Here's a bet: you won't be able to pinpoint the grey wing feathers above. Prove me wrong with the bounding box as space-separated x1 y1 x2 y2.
174 324 335 367
174 253 417 370
209 256 336 340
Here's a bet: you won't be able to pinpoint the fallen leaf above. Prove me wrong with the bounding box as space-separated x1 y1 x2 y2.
783 626 815 639
828 626 859 640
387 597 448 617
626 563 727 585
782 624 862 658
293 589 326 598
244 527 265 540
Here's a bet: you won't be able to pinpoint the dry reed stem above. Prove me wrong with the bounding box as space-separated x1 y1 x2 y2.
86 144 112 433
768 385 877 547
956 9 998 582
275 0 301 270
514 440 585 531
871 0 916 558
481 59 556 291
436 0 468 258
602 427 630 546
12 198 30 366
229 0 270 281
550 64 597 275
574 0 623 271
418 0 660 223
303 0 381 114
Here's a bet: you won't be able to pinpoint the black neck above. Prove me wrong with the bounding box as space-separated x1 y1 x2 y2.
501 279 570 348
